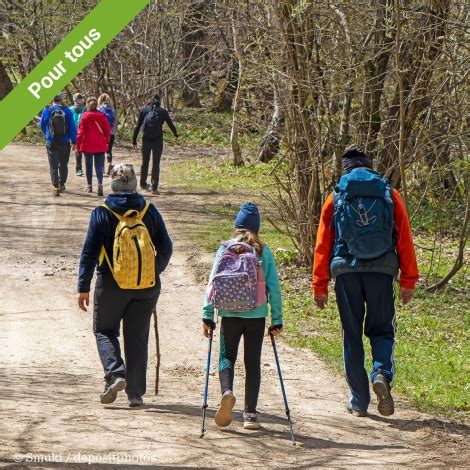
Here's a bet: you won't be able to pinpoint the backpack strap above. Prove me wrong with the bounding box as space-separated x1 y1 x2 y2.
136 201 151 220
99 204 119 268
101 203 123 221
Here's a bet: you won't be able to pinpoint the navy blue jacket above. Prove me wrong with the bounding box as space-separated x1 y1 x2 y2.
132 105 178 144
78 192 173 293
40 105 77 144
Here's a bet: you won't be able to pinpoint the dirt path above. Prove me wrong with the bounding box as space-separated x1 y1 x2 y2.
0 143 467 468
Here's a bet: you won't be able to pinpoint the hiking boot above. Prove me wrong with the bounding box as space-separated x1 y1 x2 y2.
128 396 144 408
107 163 113 176
243 412 261 430
346 399 368 417
141 182 149 191
52 186 61 197
373 373 394 416
59 184 66 193
151 187 159 195
214 391 236 427
76 169 83 177
86 185 93 193
97 185 104 197
100 376 126 405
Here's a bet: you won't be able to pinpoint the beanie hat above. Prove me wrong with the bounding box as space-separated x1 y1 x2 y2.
341 146 372 173
234 202 261 233
110 164 137 193
73 93 85 106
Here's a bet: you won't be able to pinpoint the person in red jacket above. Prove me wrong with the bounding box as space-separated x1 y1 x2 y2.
77 97 111 196
312 147 418 418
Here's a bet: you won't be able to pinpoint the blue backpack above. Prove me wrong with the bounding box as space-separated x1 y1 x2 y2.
100 105 115 127
333 168 394 262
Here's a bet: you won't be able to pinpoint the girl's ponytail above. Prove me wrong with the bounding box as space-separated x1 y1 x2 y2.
232 229 264 256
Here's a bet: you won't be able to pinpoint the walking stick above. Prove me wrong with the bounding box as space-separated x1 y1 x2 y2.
153 308 161 395
270 333 296 445
200 328 213 438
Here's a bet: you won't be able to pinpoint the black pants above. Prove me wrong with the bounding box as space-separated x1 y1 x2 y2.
107 135 115 162
75 151 83 173
46 142 70 186
141 138 163 190
93 271 160 398
335 272 395 411
219 317 265 413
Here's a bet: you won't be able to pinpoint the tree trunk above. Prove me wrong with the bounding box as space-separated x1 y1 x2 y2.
230 12 244 167
357 0 394 162
377 1 451 185
258 88 284 163
0 61 13 99
180 1 208 107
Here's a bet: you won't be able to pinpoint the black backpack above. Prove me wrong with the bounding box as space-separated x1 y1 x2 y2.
142 105 162 139
49 107 68 140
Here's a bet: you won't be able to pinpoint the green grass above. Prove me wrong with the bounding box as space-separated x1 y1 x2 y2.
280 274 469 418
165 157 280 193
168 155 470 419
173 108 261 151
15 108 262 153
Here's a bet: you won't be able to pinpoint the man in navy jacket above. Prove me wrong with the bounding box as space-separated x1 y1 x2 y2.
77 164 173 407
40 94 77 196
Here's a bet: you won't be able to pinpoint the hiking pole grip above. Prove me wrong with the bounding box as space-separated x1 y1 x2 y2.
270 333 296 446
200 329 213 438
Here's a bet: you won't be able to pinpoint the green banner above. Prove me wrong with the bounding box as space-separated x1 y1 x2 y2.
0 0 150 150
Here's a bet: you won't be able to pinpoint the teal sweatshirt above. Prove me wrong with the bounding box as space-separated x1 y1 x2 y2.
202 244 283 325
69 105 86 128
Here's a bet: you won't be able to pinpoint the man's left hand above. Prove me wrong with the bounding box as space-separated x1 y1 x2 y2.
314 293 328 309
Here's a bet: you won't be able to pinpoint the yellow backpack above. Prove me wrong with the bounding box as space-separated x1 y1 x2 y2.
99 202 157 289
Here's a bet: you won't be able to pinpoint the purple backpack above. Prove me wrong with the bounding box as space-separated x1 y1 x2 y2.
208 241 260 311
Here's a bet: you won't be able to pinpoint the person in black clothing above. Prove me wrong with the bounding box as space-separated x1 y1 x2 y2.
132 94 178 195
77 163 173 407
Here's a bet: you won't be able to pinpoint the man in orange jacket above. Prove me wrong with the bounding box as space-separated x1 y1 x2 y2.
312 147 418 417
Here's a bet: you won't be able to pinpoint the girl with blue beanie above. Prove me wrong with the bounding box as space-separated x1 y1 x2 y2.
202 202 283 430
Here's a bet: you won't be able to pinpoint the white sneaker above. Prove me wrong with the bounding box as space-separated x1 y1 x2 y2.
243 411 261 430
128 396 144 408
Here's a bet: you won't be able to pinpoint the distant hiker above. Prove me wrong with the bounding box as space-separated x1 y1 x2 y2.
69 92 87 176
77 163 173 407
312 147 419 418
132 94 178 195
77 97 111 196
40 94 77 197
98 93 118 175
202 203 283 430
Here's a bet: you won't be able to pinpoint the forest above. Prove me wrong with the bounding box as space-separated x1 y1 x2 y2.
0 0 468 417
1 0 467 278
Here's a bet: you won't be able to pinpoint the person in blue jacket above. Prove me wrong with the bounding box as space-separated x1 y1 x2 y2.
202 203 283 431
77 163 173 407
40 94 77 196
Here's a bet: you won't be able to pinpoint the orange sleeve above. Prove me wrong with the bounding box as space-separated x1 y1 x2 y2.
311 194 335 295
392 189 419 289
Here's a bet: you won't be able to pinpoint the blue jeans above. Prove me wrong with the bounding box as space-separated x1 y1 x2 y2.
84 152 105 186
335 272 395 411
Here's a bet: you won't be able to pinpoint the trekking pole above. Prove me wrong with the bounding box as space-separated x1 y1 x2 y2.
200 328 213 438
153 308 161 395
270 333 296 445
